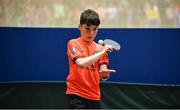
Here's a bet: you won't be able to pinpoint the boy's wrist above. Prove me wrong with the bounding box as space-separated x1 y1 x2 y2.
101 75 109 81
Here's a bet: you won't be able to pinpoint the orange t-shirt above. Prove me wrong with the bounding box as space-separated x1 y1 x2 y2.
66 37 109 100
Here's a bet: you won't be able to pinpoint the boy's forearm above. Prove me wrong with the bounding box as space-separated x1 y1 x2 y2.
75 50 106 68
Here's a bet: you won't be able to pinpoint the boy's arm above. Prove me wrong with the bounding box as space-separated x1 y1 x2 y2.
75 45 114 68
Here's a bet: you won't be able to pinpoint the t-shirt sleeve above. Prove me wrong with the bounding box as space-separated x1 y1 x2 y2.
67 40 83 64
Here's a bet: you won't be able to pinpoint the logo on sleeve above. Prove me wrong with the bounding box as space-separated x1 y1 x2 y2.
71 46 77 54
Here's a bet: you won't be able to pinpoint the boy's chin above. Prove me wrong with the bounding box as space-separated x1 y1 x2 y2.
85 38 94 43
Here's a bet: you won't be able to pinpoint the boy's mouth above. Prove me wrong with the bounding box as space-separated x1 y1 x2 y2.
87 36 93 39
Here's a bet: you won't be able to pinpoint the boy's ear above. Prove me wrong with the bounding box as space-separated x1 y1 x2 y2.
78 24 81 28
78 24 81 30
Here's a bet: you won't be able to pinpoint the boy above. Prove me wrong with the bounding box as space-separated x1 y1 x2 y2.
66 9 116 109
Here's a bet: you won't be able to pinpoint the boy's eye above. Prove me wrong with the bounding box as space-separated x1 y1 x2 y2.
93 28 97 31
86 28 90 31
85 27 98 32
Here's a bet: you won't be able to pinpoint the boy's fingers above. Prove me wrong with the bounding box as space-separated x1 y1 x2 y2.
99 69 116 73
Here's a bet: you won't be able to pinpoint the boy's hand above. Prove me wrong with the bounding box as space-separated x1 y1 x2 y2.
103 44 115 53
99 69 116 80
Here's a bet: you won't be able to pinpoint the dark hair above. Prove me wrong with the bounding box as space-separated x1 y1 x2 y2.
80 9 100 26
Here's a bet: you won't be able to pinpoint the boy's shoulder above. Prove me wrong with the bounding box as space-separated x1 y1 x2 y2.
68 38 79 43
69 37 81 41
94 41 103 49
68 37 81 47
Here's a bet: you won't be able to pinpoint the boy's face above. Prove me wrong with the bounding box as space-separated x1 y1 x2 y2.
79 24 99 43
